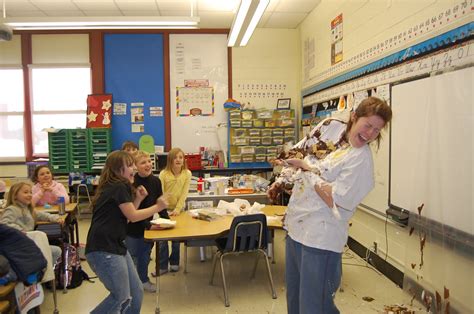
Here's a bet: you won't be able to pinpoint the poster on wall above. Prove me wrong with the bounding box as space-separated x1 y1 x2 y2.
331 14 343 65
176 86 214 116
86 94 112 128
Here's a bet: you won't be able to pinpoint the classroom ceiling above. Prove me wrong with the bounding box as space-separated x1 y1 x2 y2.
0 0 321 29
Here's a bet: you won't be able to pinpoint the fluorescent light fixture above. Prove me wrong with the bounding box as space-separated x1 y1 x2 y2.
2 16 200 30
239 0 269 46
227 0 252 47
227 0 269 47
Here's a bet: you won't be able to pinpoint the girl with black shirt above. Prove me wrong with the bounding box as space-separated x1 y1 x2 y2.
85 150 168 313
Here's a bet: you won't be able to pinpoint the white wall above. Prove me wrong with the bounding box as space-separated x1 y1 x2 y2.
298 0 473 312
232 28 301 113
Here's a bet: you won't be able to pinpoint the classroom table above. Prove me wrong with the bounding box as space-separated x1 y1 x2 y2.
144 205 286 313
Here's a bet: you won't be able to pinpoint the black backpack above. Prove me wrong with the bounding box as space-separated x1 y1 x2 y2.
54 244 94 289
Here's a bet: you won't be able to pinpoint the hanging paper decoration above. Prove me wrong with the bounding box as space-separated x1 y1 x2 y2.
86 94 113 128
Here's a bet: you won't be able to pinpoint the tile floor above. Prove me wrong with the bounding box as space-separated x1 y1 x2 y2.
40 218 422 313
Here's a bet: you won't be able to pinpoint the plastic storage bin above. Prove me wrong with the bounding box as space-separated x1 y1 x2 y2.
272 128 284 136
261 137 272 145
255 146 266 155
255 154 266 162
261 129 272 137
238 146 255 154
230 119 241 128
229 111 241 119
241 154 255 162
232 137 249 146
273 137 284 145
185 154 202 170
241 120 253 128
248 129 260 137
249 137 260 145
233 128 247 137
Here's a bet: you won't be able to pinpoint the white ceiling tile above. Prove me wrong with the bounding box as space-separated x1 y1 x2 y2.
157 0 193 11
73 2 119 11
265 12 308 28
30 2 79 11
115 2 158 11
197 11 234 28
266 0 281 12
121 11 161 16
46 10 86 17
160 10 197 16
197 0 239 12
274 0 320 13
82 10 123 16
3 1 38 11
258 11 272 27
4 10 48 17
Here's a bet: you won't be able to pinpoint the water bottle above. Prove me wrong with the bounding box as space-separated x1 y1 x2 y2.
58 196 66 215
197 177 204 193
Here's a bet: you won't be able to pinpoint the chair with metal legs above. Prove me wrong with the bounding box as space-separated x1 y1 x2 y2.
209 213 277 307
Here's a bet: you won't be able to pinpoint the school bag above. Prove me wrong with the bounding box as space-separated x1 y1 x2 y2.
54 244 94 289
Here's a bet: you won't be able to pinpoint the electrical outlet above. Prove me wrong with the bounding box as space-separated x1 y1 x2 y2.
373 241 378 254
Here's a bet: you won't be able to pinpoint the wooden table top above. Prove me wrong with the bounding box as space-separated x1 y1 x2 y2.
144 205 286 242
35 202 77 214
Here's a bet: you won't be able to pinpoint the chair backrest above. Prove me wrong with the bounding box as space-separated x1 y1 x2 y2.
224 214 268 253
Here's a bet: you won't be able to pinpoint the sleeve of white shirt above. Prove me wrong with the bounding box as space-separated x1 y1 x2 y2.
331 149 374 211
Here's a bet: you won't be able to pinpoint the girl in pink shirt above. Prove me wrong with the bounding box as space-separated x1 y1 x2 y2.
31 165 69 207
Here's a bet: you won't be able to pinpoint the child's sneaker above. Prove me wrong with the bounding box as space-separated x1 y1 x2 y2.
143 281 156 293
170 265 179 272
151 268 169 277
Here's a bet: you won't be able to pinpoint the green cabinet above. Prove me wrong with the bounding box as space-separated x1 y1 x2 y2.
48 130 70 173
88 128 112 171
48 128 111 174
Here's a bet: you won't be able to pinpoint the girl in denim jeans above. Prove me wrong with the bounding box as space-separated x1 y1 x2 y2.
85 151 168 313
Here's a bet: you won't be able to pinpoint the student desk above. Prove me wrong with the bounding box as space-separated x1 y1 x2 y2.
144 205 286 313
35 203 79 245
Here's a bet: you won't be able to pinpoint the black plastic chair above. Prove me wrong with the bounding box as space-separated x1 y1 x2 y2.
209 213 277 307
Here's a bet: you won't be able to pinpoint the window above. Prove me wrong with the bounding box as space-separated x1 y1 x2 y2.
0 68 25 159
30 66 91 155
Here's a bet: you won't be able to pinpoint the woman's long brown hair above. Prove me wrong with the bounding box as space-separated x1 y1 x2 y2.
346 96 393 149
91 150 135 211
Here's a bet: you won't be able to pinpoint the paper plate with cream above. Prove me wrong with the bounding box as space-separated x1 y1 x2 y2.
150 218 177 229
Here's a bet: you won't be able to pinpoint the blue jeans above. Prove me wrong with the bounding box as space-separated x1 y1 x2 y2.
125 236 152 283
286 236 342 314
86 251 143 314
158 241 180 270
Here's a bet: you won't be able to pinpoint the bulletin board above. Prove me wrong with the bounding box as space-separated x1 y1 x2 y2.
104 34 165 150
169 34 228 153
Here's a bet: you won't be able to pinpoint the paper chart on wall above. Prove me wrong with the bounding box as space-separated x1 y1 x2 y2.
176 87 214 116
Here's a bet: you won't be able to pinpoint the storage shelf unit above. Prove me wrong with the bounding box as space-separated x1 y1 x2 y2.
68 129 89 172
48 128 111 174
228 109 296 168
88 129 111 171
48 130 69 173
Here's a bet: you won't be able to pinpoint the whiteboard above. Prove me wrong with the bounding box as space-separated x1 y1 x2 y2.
390 67 473 234
360 134 390 215
169 34 229 153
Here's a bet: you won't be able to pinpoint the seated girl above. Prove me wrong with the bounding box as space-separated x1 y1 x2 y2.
0 182 64 263
31 165 69 207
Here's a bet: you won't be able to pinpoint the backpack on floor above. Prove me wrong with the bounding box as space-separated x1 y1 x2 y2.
54 244 94 289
